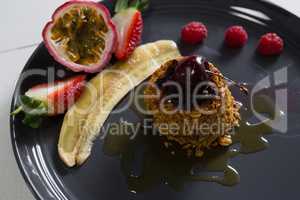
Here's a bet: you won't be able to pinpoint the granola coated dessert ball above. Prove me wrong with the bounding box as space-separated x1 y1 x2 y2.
144 56 241 157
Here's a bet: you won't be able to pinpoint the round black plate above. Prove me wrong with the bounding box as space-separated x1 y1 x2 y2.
11 0 300 199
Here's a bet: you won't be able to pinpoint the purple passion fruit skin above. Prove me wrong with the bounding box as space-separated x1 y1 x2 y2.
43 1 117 73
156 56 217 110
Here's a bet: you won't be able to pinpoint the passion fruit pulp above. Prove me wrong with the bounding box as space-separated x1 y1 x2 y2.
43 1 117 73
51 7 108 64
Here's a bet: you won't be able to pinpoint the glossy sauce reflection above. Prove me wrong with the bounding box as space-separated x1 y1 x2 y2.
103 89 284 192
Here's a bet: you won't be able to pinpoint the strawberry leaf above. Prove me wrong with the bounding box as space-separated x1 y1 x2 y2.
115 0 129 13
129 0 139 8
22 114 43 129
11 95 47 128
20 95 47 116
115 0 149 12
136 0 149 12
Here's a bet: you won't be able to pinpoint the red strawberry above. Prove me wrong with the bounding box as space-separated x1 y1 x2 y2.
112 0 148 60
12 75 86 128
25 75 86 115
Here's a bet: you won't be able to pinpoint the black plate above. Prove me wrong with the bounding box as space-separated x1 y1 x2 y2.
11 0 300 199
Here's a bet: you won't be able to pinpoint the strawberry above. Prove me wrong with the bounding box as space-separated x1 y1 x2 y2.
12 75 86 128
112 0 149 60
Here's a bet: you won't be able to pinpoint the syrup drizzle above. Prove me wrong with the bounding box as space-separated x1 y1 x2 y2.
102 86 284 192
205 70 249 95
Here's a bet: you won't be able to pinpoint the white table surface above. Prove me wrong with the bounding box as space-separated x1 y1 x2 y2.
0 0 299 199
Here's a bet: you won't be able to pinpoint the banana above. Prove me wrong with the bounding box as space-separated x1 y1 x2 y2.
58 40 181 167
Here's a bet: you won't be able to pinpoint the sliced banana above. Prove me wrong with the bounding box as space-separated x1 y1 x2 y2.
58 40 181 167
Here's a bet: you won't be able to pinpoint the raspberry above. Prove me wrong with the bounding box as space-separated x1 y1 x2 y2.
225 25 248 48
258 33 284 56
181 22 208 44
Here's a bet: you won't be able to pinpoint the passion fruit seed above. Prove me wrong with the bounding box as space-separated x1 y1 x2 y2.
51 6 108 65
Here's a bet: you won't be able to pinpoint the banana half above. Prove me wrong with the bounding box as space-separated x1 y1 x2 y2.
58 40 181 167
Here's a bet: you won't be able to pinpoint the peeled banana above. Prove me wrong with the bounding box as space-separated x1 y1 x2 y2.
58 40 181 167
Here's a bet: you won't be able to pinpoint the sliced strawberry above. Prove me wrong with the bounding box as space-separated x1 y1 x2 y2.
113 0 148 60
12 75 86 128
113 8 143 60
25 75 86 115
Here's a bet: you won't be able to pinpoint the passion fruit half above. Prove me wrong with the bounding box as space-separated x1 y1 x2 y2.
43 1 117 73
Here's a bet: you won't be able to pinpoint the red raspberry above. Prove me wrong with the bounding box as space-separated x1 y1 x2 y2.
258 33 284 56
225 25 248 48
181 22 208 44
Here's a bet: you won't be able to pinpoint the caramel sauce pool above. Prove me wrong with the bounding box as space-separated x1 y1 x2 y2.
102 87 284 192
